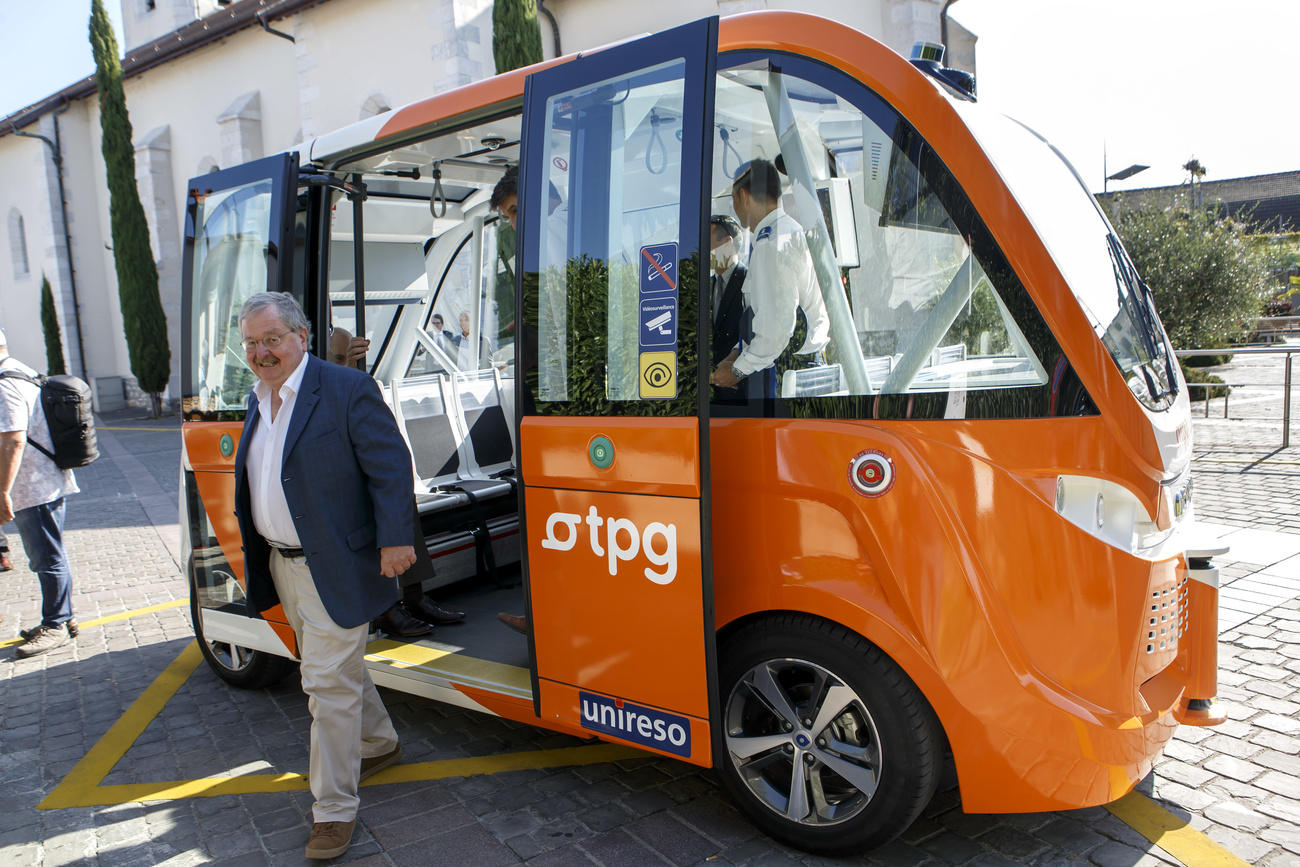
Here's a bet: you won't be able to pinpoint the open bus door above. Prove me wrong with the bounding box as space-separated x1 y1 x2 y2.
516 18 720 766
181 152 301 683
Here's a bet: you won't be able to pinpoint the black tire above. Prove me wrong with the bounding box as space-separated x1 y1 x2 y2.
190 590 295 689
715 614 943 855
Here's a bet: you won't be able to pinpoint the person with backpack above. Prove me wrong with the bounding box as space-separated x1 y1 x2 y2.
0 329 81 658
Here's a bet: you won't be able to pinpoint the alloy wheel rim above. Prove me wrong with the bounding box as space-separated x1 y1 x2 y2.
208 639 254 672
725 657 882 826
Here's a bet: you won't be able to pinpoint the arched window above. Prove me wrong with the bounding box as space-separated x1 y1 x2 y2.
359 94 392 120
8 208 30 279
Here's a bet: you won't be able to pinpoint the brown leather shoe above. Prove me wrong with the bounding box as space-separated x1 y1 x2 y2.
497 612 528 634
305 820 354 860
359 743 401 782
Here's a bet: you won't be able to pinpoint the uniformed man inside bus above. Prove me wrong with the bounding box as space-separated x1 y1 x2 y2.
709 158 830 393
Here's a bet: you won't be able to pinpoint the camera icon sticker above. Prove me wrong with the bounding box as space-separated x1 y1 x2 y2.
639 351 677 399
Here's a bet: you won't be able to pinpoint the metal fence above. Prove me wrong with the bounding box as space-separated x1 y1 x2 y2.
1176 345 1297 448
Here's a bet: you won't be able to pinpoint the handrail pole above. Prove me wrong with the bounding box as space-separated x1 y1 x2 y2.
1284 352 1293 449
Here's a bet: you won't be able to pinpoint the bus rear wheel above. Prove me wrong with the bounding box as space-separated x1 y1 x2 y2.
716 615 942 855
190 593 294 689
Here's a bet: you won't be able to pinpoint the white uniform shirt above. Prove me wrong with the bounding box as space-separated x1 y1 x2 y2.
732 207 830 378
246 352 310 547
0 357 79 511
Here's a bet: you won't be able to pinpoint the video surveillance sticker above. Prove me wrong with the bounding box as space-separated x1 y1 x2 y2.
639 351 677 399
640 298 677 349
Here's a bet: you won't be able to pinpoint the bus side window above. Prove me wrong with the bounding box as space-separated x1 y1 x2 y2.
709 56 1081 420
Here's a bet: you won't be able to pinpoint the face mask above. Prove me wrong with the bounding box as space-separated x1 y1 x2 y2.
710 239 736 272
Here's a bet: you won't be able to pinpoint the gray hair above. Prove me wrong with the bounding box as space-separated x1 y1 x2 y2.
238 292 311 337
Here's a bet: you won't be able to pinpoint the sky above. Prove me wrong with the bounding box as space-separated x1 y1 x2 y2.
0 0 125 118
2 1 1296 194
950 0 1300 192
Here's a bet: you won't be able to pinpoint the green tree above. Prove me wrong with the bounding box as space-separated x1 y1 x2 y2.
493 0 543 74
40 275 67 376
1110 201 1271 351
89 0 170 415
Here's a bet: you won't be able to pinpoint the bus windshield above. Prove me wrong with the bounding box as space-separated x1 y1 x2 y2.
955 103 1178 412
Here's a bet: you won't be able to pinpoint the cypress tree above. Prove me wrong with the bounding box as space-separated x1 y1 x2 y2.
40 275 67 376
89 0 170 416
493 0 544 74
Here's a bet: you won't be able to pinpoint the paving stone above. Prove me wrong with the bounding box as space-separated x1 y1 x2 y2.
1254 770 1300 799
1255 713 1300 735
1203 799 1270 832
1250 728 1300 754
1204 754 1266 782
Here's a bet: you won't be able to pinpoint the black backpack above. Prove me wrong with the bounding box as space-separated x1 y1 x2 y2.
0 368 99 469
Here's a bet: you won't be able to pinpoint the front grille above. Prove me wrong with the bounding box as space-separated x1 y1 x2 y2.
1146 572 1189 654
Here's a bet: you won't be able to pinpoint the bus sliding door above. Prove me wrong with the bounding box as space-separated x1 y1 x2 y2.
516 18 719 765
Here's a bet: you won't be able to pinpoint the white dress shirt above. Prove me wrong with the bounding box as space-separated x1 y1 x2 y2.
247 352 311 547
733 207 830 379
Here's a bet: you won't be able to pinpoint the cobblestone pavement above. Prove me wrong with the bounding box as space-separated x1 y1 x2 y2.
2 354 1299 866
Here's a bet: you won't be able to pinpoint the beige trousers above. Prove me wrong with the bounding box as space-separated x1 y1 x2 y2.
270 551 398 822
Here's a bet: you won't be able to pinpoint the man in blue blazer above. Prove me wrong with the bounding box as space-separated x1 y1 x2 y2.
234 292 415 860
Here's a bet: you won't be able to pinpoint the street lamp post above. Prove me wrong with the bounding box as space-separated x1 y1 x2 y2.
1105 163 1150 193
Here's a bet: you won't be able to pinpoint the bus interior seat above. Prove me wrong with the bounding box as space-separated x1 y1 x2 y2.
931 343 967 366
390 375 471 514
449 369 515 493
781 363 848 398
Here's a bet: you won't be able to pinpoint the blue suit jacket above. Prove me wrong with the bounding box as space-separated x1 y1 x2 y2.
233 355 414 629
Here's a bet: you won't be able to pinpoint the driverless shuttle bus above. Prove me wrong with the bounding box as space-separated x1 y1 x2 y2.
180 12 1222 853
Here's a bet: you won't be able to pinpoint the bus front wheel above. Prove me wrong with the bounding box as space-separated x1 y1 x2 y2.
716 614 943 854
190 593 295 689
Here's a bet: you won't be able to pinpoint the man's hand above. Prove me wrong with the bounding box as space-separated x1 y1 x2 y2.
0 491 13 525
710 361 742 388
379 545 417 578
347 337 370 369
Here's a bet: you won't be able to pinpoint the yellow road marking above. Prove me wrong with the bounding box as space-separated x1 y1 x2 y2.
1106 790 1251 866
2 598 188 649
28 600 1253 865
38 636 639 810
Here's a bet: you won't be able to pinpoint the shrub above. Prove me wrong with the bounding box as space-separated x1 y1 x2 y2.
1110 202 1272 350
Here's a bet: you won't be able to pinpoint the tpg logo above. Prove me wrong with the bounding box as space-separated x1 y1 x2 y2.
539 506 677 584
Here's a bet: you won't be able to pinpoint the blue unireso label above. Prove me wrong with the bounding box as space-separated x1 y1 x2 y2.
579 691 692 758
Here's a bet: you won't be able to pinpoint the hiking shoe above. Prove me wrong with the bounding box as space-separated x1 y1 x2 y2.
16 624 71 658
19 619 78 642
305 820 355 860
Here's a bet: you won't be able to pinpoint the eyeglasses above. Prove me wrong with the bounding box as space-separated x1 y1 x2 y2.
240 330 295 352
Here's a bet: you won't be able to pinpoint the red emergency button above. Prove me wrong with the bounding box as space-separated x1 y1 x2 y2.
848 450 895 498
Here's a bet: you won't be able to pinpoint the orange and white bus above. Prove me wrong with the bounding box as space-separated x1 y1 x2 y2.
180 12 1223 853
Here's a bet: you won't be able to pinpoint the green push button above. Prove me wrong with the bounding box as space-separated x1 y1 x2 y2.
589 436 614 469
219 434 234 457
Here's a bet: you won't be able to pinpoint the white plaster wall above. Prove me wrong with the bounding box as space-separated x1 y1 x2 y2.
0 134 54 370
544 0 907 59
292 0 494 141
52 101 118 380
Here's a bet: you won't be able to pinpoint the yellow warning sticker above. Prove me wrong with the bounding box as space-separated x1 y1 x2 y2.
639 351 677 399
